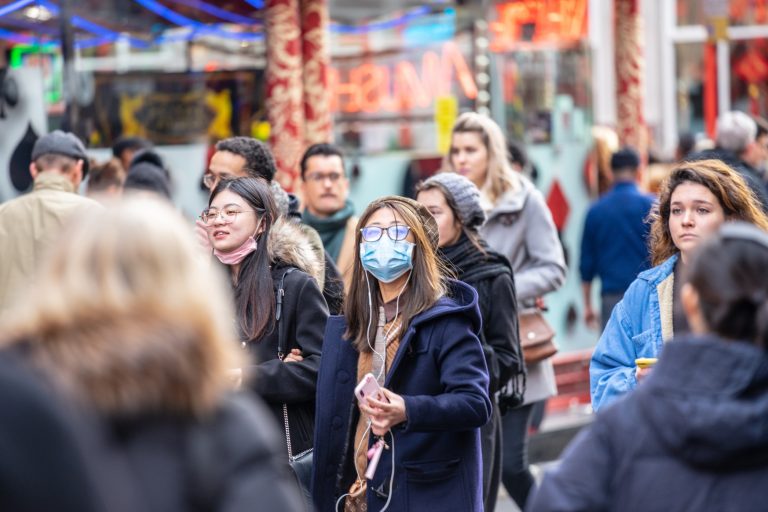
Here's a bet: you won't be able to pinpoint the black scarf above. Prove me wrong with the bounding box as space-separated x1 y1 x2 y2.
439 232 513 327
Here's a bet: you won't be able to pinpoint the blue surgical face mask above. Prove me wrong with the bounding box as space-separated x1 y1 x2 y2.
360 236 415 283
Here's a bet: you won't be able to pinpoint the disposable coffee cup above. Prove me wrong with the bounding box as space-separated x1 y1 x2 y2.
635 358 658 369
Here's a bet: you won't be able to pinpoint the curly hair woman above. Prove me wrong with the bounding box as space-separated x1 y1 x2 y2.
590 159 768 411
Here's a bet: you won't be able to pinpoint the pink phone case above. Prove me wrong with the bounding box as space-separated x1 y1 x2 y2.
354 373 382 402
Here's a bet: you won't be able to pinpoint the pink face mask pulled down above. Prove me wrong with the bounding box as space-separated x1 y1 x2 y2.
213 237 257 265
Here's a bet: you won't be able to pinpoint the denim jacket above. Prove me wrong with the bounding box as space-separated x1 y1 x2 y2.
590 255 677 411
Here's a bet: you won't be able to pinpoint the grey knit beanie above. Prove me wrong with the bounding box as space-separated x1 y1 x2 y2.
422 172 486 229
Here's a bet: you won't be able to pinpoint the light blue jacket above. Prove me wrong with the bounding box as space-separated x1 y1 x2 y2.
590 255 678 411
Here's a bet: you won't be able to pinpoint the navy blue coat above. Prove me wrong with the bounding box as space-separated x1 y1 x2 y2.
529 335 768 512
311 280 492 512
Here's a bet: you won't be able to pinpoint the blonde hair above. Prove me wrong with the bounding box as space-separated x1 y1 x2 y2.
445 112 519 205
1 197 244 417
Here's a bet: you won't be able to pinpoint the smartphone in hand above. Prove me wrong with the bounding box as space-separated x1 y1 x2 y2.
354 373 386 403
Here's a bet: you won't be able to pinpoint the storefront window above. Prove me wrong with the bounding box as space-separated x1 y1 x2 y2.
675 43 705 135
330 34 476 153
496 44 591 144
731 38 768 118
677 0 768 27
328 8 473 154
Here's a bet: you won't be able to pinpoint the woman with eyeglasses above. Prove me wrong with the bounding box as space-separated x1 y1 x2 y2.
312 196 492 512
202 177 329 481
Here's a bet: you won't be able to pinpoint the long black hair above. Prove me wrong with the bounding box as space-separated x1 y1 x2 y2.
687 222 768 348
209 177 277 341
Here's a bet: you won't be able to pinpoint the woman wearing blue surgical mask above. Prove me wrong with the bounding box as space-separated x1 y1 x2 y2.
203 177 329 471
312 196 492 512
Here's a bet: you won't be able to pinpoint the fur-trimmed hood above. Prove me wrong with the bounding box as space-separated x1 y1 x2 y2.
267 218 325 290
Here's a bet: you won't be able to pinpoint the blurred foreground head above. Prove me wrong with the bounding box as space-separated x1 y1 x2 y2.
684 222 768 349
1 197 243 417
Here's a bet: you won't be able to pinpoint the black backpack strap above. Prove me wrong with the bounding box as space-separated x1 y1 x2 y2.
275 267 297 360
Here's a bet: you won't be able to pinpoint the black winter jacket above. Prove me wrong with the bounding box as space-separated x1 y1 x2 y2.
0 350 305 512
529 335 768 512
96 394 306 512
0 351 104 512
246 263 329 455
439 234 522 394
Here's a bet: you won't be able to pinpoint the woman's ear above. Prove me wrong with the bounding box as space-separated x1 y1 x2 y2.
681 282 707 334
255 217 267 236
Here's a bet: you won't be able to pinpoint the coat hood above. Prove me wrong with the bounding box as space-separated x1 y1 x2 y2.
267 218 324 289
409 278 482 334
485 173 532 219
640 335 768 469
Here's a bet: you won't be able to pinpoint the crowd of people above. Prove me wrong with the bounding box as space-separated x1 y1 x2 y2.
0 106 767 512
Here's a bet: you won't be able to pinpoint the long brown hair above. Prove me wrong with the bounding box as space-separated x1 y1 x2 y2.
649 159 768 265
344 196 446 352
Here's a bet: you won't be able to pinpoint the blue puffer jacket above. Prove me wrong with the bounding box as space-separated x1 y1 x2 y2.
530 335 768 512
590 255 677 411
311 279 492 512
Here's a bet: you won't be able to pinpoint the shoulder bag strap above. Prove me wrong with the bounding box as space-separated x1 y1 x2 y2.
275 267 297 458
275 267 297 361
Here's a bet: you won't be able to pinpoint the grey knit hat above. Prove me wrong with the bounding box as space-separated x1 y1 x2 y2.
421 172 486 229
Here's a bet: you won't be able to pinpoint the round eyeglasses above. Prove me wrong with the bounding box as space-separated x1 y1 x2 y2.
360 225 411 242
200 205 258 225
202 173 217 190
202 173 238 190
305 171 344 183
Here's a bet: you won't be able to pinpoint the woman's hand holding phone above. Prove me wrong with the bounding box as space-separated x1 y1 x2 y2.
355 373 407 436
360 388 407 436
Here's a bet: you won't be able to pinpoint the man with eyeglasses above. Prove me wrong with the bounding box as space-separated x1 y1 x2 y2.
203 136 277 191
300 143 357 290
0 131 101 317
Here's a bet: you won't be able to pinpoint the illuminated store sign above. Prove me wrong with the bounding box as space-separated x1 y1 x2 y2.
329 41 477 114
490 0 588 51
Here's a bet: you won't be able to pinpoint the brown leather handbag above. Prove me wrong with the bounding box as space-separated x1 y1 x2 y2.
519 310 558 364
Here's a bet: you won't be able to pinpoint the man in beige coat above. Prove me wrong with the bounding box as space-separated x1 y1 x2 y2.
0 131 100 317
299 143 357 291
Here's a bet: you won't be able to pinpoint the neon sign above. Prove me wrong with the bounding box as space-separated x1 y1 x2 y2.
490 0 588 51
329 41 477 114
